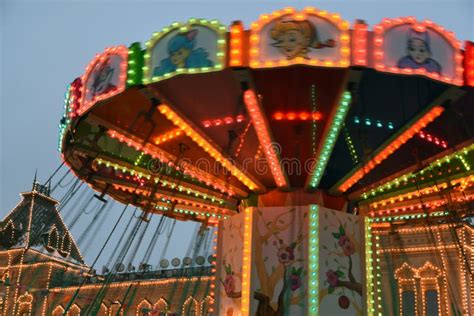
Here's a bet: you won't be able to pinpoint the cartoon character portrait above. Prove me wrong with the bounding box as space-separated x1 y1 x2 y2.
153 29 214 77
90 58 117 97
397 29 441 74
270 19 336 60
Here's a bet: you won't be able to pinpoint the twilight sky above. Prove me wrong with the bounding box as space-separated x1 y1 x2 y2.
1 0 473 268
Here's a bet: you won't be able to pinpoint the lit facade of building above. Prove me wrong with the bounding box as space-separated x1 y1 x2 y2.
368 219 473 315
0 184 214 316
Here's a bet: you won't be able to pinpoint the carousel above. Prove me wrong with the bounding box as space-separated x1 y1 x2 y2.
57 6 474 315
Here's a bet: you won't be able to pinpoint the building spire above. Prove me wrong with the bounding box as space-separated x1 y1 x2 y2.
31 170 50 196
32 169 38 191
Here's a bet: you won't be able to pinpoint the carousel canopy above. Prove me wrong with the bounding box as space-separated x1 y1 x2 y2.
58 7 474 223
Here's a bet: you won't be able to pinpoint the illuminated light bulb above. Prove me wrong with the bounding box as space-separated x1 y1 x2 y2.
299 112 309 120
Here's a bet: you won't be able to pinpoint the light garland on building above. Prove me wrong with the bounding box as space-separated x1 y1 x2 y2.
153 298 169 314
371 217 471 316
181 296 199 316
41 264 54 316
51 305 65 316
377 244 472 254
394 263 418 316
11 250 26 316
372 222 474 235
69 304 81 315
2 251 12 316
1 220 15 241
366 217 469 316
46 226 59 251
59 234 72 258
11 193 37 316
396 261 447 316
420 277 441 316
199 295 214 315
135 299 152 316
457 230 469 314
49 276 212 293
16 292 33 316
108 302 123 316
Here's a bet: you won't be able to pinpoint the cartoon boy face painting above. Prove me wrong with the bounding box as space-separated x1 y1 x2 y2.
397 28 441 74
91 58 116 97
152 29 214 77
270 19 336 60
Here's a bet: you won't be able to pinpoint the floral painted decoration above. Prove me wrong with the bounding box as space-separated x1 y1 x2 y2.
222 263 241 298
289 267 303 291
326 269 344 293
275 239 297 264
333 225 355 256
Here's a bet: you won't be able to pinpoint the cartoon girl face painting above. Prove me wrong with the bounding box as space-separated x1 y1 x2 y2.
397 28 441 74
270 19 336 60
91 58 116 97
153 29 214 77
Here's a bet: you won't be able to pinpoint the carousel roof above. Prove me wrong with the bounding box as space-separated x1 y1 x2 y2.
58 7 474 223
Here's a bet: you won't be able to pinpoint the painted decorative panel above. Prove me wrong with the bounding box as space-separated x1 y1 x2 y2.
318 207 363 316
